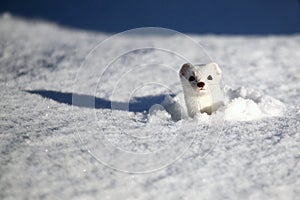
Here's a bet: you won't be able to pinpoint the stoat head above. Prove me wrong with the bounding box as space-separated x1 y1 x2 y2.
179 62 222 95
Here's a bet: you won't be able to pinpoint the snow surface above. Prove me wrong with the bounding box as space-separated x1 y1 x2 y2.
1 14 300 199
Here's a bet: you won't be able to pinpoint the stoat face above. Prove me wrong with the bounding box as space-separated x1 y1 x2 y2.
179 62 222 96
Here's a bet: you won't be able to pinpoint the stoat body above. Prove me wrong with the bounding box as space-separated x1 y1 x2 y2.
179 63 224 117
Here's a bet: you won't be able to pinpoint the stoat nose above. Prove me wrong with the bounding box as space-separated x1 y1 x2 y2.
197 82 205 88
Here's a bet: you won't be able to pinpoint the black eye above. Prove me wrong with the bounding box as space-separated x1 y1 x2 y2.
207 75 213 80
189 76 195 81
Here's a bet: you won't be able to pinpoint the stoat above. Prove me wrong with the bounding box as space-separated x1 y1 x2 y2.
179 62 224 117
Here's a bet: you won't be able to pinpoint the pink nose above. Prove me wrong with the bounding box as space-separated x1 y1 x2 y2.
197 82 205 88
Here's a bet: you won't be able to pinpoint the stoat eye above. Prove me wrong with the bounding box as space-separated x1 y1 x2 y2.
207 75 213 80
188 76 195 81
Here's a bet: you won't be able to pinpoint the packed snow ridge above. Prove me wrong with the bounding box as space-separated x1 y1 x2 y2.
161 86 286 122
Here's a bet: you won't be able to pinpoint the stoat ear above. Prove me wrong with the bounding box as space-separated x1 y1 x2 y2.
208 62 221 75
180 63 191 76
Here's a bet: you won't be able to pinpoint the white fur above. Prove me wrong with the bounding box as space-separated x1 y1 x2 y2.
179 63 224 117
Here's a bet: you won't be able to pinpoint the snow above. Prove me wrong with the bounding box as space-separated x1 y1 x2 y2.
162 85 286 122
1 14 300 199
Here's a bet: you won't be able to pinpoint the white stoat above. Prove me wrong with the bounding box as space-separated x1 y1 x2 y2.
179 62 224 117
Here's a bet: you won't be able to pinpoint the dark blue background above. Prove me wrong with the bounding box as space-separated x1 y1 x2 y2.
1 0 299 34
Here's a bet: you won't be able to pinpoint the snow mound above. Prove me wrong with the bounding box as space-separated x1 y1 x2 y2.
162 86 286 122
161 94 188 121
224 86 286 121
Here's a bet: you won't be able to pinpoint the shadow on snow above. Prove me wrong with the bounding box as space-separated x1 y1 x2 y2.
26 89 172 113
